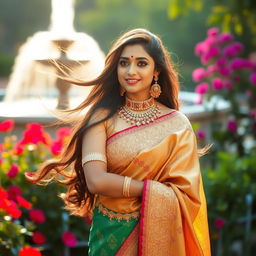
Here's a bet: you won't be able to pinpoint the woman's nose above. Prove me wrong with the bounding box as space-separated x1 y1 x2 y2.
127 63 136 76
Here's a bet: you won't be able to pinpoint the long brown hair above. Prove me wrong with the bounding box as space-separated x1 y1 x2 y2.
28 28 180 217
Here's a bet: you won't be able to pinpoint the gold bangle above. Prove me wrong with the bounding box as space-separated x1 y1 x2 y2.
123 176 132 197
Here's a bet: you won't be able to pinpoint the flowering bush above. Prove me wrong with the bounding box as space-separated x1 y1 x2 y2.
0 120 90 256
193 28 256 254
193 27 256 156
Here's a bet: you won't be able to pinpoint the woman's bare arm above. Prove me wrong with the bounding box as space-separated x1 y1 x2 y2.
82 112 143 198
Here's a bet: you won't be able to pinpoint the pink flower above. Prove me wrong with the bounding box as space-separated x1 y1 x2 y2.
19 123 51 146
227 120 237 133
214 217 226 229
219 67 230 76
207 27 219 37
196 130 206 140
29 209 46 224
7 164 19 179
216 58 227 67
8 185 22 201
19 246 42 256
218 33 233 43
230 58 252 70
249 73 256 85
206 65 218 76
192 68 206 82
202 47 220 64
212 78 224 90
62 231 77 247
223 80 232 90
17 195 32 209
195 82 209 95
32 231 46 245
195 42 207 56
223 42 244 58
0 119 14 132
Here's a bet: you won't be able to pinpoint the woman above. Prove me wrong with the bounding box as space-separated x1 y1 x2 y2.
29 28 211 255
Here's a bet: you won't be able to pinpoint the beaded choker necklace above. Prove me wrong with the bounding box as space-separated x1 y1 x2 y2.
118 97 161 126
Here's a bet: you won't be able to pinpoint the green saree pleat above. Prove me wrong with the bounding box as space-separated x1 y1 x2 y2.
88 207 139 256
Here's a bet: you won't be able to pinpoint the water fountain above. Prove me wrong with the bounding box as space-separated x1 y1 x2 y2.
0 0 105 138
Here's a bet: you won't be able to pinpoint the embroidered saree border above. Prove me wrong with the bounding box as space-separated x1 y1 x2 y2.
96 200 140 222
107 111 177 144
115 223 139 256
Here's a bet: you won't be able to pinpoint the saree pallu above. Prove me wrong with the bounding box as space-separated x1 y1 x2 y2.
89 111 211 256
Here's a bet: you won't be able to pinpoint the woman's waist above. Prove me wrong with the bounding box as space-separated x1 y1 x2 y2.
95 195 141 221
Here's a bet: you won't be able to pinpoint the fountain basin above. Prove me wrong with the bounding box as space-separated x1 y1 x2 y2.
0 91 230 141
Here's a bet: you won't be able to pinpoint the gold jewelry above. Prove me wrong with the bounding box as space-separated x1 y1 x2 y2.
120 87 126 96
82 152 107 166
125 96 154 111
118 97 161 126
150 78 162 98
123 176 132 197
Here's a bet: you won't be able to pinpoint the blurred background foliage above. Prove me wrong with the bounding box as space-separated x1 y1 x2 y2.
0 0 213 90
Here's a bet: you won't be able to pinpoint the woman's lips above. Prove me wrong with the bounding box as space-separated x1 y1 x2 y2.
126 79 140 85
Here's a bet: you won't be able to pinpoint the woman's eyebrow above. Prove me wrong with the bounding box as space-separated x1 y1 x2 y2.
120 56 149 60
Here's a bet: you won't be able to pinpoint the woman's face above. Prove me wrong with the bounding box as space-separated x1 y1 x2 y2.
117 44 159 100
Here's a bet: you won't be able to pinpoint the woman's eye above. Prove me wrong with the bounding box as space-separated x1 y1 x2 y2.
119 60 129 66
138 61 148 67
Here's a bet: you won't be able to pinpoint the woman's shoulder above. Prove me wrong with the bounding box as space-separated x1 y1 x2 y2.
157 103 192 131
88 108 111 125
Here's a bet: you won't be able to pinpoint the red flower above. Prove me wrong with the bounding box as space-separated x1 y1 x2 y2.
0 119 14 132
29 209 46 224
214 217 226 229
7 164 19 179
61 231 77 247
56 127 71 140
19 246 42 256
50 139 62 155
19 123 51 146
13 142 24 155
17 195 32 209
227 119 237 133
8 185 22 201
32 231 46 245
0 194 22 219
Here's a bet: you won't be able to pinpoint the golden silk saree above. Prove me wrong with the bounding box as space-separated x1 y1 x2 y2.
88 111 211 256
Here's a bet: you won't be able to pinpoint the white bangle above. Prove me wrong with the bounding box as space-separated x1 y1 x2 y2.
82 152 107 166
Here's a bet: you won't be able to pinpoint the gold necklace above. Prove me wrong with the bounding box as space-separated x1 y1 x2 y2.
118 97 161 126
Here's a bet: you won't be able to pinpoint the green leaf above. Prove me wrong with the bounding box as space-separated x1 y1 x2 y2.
168 0 180 19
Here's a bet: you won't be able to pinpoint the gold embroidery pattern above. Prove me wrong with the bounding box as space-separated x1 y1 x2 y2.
107 111 177 144
142 181 186 255
106 111 192 171
96 201 140 222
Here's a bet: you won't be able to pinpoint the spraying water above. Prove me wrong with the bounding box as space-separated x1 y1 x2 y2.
4 0 105 102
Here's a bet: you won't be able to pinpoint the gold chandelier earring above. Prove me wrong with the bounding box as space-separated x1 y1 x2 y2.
120 87 126 96
150 77 162 98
